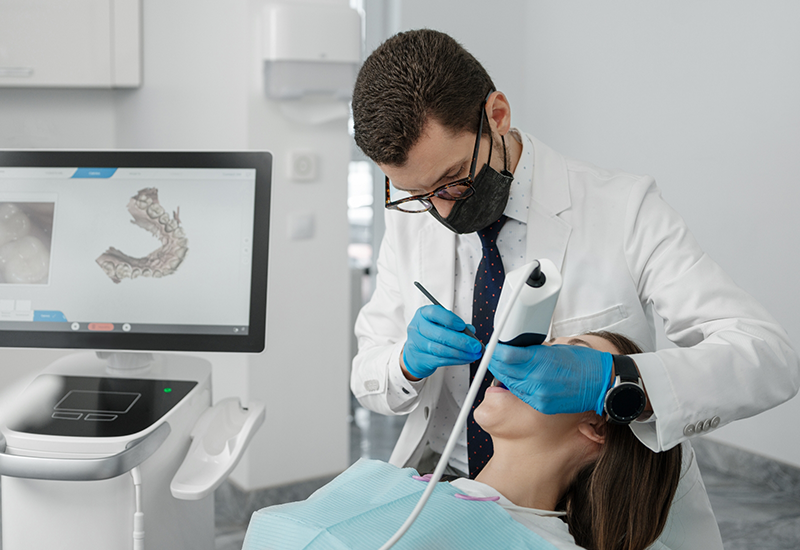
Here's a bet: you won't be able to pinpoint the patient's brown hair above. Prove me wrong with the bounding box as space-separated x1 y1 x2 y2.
559 331 682 550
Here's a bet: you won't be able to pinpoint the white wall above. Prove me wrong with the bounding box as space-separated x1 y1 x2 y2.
0 89 116 148
113 1 249 150
521 0 800 468
394 1 800 467
398 0 529 133
0 0 353 490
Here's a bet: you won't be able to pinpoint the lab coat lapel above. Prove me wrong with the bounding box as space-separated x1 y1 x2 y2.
418 219 457 310
524 135 572 271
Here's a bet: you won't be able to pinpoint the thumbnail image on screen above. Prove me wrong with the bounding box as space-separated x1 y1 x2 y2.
0 202 55 285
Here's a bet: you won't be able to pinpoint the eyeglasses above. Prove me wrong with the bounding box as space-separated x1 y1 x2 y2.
384 91 493 213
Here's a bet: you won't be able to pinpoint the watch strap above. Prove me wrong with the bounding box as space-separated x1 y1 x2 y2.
612 354 639 383
605 354 646 424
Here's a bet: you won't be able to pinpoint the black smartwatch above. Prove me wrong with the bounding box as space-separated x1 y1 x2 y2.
604 355 647 424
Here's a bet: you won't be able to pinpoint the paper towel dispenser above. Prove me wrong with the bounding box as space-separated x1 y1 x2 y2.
262 3 362 99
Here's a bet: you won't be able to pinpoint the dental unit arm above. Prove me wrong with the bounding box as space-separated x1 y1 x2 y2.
379 259 562 549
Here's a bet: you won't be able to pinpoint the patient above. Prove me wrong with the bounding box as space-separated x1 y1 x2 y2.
243 331 681 550
472 331 682 550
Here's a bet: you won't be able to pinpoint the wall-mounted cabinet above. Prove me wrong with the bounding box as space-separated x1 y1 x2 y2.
0 0 141 88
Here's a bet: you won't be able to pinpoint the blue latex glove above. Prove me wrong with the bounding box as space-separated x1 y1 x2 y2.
403 305 483 379
488 344 614 415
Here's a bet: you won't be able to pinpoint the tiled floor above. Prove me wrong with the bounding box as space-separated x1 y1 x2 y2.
703 469 800 549
215 403 800 550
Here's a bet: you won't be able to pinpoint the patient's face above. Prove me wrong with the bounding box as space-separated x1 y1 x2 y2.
475 334 619 440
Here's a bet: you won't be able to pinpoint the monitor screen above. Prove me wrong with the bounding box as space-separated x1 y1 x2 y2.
0 151 270 352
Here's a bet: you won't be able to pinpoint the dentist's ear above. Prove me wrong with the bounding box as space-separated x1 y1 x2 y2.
485 91 512 136
577 413 607 446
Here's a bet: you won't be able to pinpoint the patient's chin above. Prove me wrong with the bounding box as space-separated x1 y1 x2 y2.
473 398 506 434
475 392 567 443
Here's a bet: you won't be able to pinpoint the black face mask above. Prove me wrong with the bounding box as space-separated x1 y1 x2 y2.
429 134 514 234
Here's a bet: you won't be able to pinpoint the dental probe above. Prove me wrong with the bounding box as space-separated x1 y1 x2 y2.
379 274 530 550
413 281 482 345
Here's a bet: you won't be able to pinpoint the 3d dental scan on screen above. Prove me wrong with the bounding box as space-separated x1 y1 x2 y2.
0 151 269 351
0 150 271 550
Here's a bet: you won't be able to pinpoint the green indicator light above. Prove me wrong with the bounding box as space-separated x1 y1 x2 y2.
164 388 172 393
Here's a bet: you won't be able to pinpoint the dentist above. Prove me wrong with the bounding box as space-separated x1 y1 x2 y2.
350 29 799 548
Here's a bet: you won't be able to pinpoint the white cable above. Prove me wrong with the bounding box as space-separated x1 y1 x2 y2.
378 277 528 550
131 466 145 550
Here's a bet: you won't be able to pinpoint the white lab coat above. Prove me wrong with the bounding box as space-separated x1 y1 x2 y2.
351 133 798 547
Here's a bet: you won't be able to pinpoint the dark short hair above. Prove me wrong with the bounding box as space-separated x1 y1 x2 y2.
352 29 495 166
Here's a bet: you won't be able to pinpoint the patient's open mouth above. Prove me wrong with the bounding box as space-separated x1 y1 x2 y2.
490 377 508 390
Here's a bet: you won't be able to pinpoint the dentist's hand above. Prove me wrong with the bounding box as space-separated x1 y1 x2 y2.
402 305 483 380
488 344 613 415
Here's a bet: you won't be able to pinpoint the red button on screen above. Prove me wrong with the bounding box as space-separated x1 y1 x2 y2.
88 323 114 331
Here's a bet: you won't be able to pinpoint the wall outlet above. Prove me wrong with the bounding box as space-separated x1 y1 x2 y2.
287 150 318 181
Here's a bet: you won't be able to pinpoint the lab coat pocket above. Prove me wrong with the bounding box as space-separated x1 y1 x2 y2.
552 304 629 337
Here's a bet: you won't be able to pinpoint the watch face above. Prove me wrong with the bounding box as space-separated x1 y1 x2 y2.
607 383 646 423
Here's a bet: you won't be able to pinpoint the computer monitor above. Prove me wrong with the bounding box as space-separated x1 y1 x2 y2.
0 151 270 353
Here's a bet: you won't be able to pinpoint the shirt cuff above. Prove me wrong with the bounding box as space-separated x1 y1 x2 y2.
386 345 426 412
634 412 657 424
629 351 678 451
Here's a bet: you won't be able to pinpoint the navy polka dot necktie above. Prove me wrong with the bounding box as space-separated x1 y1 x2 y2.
468 215 507 479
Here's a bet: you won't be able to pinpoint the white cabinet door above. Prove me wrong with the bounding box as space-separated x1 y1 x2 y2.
0 0 140 88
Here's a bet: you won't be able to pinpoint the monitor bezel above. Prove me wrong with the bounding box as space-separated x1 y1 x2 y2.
0 150 270 353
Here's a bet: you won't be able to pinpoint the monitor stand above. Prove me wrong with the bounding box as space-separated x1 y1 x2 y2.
96 351 155 372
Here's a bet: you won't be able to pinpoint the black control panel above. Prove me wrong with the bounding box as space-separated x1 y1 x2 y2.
8 375 197 437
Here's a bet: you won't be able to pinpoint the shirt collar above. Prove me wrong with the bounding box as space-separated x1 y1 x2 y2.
503 128 534 224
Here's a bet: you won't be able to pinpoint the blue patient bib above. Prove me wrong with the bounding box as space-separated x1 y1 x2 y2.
242 459 558 550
